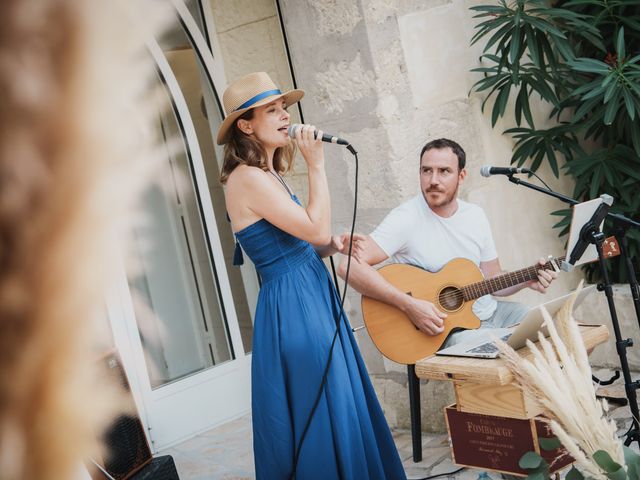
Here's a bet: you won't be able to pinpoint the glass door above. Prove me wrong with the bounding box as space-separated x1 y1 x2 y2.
109 1 258 450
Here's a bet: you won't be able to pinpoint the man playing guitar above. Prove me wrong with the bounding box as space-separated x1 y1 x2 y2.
338 138 558 353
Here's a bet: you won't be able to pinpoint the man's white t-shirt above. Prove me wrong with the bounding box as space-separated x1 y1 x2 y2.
370 195 498 320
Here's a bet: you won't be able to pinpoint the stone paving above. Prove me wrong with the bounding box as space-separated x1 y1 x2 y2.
162 412 468 480
161 373 636 480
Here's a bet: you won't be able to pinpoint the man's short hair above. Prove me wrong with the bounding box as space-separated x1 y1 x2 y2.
420 138 466 170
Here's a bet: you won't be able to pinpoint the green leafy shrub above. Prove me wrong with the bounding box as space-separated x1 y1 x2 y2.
470 0 640 282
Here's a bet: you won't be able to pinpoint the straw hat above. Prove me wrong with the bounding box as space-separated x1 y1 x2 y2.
216 72 304 145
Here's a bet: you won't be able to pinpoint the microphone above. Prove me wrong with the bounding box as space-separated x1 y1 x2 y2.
287 124 350 146
480 165 531 177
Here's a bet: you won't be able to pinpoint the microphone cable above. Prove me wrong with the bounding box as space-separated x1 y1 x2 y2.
529 170 553 191
289 144 359 480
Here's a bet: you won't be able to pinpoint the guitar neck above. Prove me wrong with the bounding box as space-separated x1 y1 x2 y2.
462 256 564 300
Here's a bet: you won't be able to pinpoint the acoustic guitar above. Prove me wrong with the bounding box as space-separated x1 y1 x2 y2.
361 237 620 364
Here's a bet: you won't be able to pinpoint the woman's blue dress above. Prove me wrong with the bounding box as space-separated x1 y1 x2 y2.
235 199 406 480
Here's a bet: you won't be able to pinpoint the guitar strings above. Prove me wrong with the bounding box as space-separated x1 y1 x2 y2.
432 245 618 306
436 263 552 305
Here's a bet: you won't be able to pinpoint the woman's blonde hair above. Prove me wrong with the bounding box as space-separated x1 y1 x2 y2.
219 109 296 184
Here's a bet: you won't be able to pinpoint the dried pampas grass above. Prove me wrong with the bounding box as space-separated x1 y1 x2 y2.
497 282 624 479
0 1 172 479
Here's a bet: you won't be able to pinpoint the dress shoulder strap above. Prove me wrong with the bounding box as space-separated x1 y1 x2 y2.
268 170 293 197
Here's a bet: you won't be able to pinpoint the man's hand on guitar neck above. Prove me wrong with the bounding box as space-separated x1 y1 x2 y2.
481 257 559 297
527 257 558 293
399 296 447 336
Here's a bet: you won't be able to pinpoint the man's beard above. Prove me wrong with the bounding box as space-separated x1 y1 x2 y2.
424 183 458 209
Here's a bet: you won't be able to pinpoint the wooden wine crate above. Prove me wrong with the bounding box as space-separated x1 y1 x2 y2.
414 326 609 476
454 381 543 419
445 405 572 477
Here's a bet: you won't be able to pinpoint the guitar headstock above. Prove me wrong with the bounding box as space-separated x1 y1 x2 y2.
545 255 563 272
542 236 619 272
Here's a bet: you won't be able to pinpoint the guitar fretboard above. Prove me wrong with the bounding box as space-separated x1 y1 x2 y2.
461 256 563 301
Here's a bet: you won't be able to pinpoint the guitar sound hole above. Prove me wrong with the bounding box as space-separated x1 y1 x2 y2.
439 286 463 311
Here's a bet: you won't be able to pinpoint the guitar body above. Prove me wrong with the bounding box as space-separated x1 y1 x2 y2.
360 237 619 365
361 259 483 365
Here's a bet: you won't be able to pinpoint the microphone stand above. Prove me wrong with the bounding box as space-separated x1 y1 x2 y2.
505 174 640 446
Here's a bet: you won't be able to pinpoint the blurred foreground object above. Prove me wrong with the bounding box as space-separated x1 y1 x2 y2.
0 1 171 479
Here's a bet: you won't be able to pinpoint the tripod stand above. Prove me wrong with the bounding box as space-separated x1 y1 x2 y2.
608 216 640 445
504 174 640 446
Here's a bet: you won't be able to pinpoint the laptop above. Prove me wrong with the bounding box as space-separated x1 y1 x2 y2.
435 286 595 359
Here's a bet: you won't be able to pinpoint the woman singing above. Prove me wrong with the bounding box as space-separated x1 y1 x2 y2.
218 72 405 480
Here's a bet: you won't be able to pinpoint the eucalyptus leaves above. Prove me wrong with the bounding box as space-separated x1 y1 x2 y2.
519 444 640 479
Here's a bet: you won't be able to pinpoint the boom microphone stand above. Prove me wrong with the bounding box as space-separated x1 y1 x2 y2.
499 173 640 446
